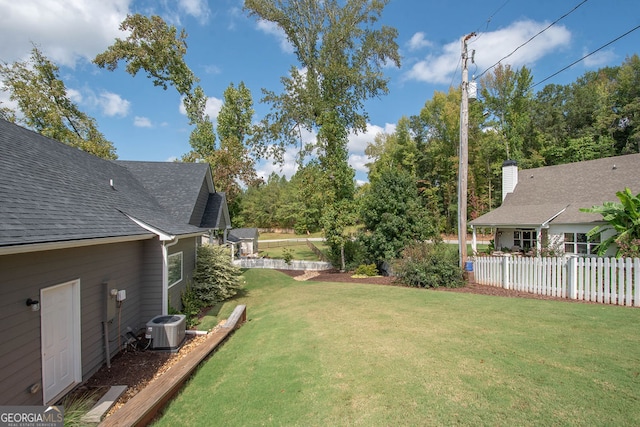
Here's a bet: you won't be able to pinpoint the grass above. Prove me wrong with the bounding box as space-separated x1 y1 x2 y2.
154 269 640 426
258 231 325 240
259 241 329 261
59 389 102 427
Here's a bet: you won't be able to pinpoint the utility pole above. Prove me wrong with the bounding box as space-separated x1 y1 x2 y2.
458 32 475 269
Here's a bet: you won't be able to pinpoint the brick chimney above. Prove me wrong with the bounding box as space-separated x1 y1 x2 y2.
502 160 518 201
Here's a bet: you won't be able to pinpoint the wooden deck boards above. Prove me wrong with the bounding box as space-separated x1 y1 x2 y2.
99 305 246 427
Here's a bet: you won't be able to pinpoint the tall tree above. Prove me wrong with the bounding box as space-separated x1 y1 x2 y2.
413 88 461 233
211 82 260 218
245 0 400 258
0 47 117 159
94 14 213 152
244 0 400 199
480 64 533 165
365 116 417 183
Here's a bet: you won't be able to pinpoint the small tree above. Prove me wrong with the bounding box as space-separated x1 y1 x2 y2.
580 187 640 257
192 245 243 305
358 168 436 266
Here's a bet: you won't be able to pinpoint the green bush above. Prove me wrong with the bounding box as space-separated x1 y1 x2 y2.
394 242 464 289
353 263 379 277
282 247 294 265
192 245 244 306
181 284 203 329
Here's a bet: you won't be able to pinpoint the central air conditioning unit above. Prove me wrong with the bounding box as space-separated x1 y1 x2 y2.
145 314 186 351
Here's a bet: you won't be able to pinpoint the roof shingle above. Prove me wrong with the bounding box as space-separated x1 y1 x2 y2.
470 154 640 227
0 119 222 249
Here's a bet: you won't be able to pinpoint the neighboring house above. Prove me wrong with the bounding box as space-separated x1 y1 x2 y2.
228 228 259 257
0 119 230 405
469 154 640 256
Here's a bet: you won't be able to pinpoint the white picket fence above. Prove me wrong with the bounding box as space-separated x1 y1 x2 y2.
474 256 640 307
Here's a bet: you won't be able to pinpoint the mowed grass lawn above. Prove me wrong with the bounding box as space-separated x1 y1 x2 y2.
155 269 640 426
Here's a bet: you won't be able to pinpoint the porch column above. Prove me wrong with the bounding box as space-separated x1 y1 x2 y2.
471 226 477 254
536 227 542 254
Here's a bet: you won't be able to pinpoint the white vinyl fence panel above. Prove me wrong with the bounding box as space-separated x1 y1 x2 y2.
474 256 640 307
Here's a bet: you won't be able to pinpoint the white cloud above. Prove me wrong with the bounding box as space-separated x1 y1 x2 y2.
204 64 222 75
98 91 130 117
67 88 83 104
405 20 571 84
178 0 210 22
179 96 223 120
348 153 369 176
347 122 396 153
0 88 18 112
256 148 300 181
0 0 131 68
408 32 433 51
204 97 223 119
254 121 395 182
583 48 616 68
346 122 397 182
256 19 294 54
134 116 152 128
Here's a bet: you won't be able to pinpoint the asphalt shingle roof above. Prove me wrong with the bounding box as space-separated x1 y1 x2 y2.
470 154 640 227
228 228 258 242
0 119 219 249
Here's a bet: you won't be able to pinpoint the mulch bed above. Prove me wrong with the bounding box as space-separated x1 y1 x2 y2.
278 268 571 301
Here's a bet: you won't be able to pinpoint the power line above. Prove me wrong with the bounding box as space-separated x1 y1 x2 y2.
449 0 509 87
476 0 588 79
471 0 510 43
529 24 640 90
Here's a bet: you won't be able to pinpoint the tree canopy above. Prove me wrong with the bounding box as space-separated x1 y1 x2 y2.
0 46 117 159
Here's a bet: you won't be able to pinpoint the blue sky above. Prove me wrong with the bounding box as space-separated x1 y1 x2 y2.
0 0 638 184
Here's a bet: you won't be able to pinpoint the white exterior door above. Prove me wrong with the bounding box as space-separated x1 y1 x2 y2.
41 280 81 404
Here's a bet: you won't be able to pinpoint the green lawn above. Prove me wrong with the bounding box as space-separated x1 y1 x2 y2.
258 241 329 261
258 231 325 240
155 269 640 426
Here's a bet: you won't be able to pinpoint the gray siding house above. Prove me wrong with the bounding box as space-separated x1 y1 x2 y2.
0 119 230 405
469 154 640 256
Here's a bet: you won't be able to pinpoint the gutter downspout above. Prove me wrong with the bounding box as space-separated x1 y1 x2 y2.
161 238 180 315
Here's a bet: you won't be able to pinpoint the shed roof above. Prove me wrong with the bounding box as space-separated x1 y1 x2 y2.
228 228 259 242
470 153 640 228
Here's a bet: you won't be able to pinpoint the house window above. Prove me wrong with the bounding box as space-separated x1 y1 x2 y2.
564 233 600 255
168 252 183 288
513 229 537 250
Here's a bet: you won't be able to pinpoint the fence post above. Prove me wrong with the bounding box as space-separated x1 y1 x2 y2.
502 256 510 289
566 256 577 300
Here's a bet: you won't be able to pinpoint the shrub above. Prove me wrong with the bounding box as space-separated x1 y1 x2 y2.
282 247 293 265
394 242 464 289
192 245 244 306
353 263 379 277
181 284 203 329
59 390 100 427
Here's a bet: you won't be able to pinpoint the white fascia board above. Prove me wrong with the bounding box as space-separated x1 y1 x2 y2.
541 207 568 228
125 215 175 241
